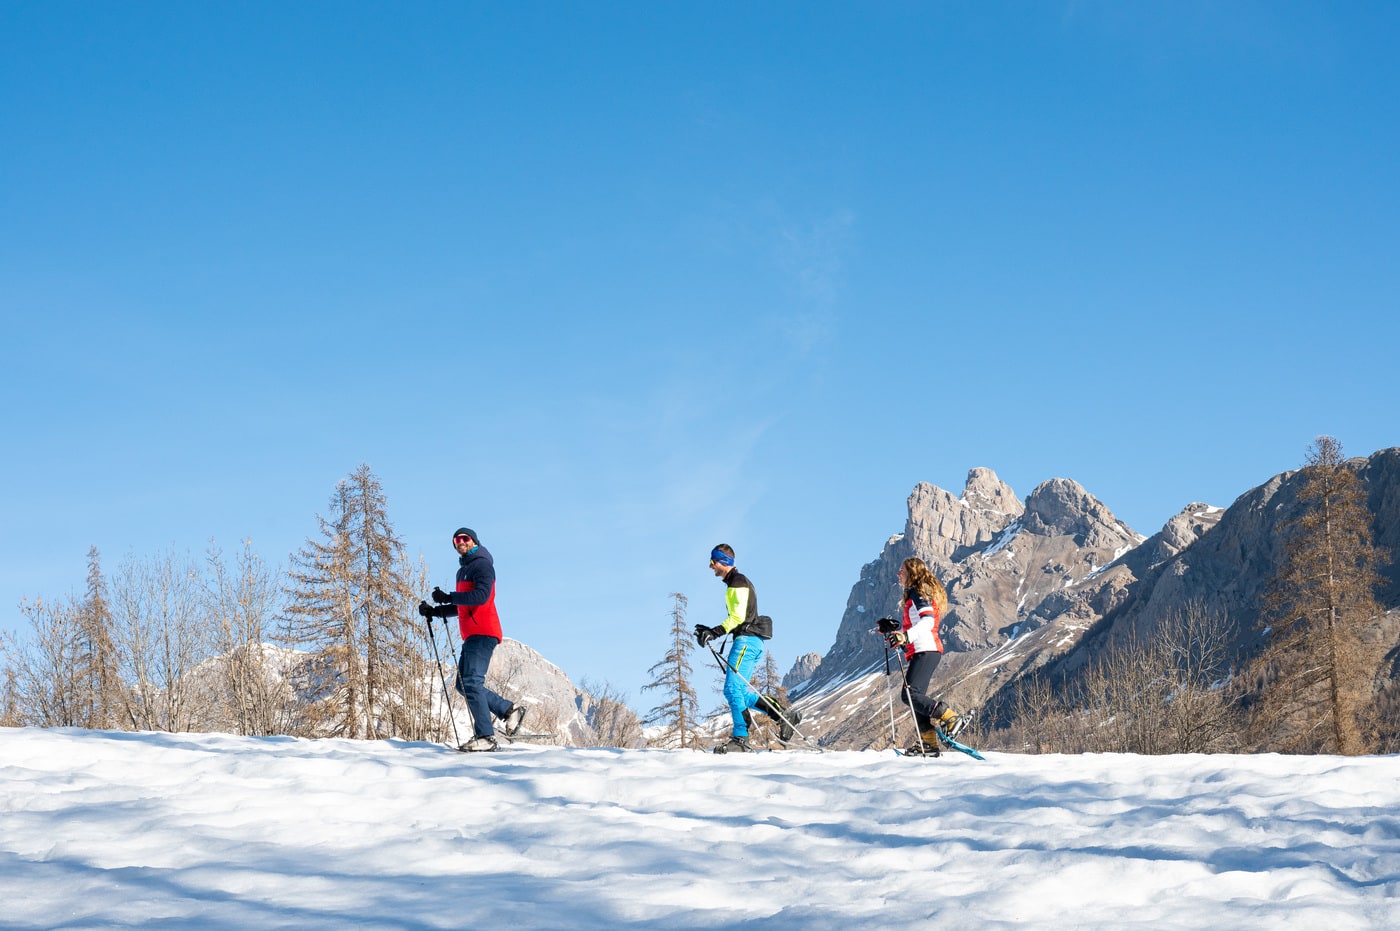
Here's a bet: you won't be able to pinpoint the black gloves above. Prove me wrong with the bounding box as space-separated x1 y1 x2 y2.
432 586 454 605
420 600 455 623
876 617 901 634
884 631 907 648
694 624 725 647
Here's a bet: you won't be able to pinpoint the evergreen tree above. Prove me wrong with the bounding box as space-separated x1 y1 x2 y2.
76 547 120 729
642 592 700 749
281 464 427 739
1253 436 1388 754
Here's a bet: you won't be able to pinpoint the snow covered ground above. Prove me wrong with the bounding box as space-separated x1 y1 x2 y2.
2 727 1397 929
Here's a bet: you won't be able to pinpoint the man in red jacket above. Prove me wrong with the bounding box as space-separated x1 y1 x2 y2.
420 527 525 751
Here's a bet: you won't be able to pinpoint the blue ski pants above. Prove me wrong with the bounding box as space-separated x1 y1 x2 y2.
723 635 765 737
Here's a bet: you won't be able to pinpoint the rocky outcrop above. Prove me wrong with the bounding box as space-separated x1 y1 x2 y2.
787 468 1215 745
798 469 1027 696
782 653 823 691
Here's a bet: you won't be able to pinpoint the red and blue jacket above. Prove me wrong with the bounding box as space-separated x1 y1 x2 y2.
452 544 502 642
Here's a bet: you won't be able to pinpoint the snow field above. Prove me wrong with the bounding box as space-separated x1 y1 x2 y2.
1 727 1398 929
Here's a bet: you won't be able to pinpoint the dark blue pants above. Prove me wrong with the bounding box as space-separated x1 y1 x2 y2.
455 635 513 737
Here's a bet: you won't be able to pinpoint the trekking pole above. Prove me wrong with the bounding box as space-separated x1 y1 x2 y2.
439 609 478 736
424 616 463 747
704 641 821 752
873 628 900 749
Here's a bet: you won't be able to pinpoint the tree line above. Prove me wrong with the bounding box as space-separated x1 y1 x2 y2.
1 460 780 750
2 465 448 742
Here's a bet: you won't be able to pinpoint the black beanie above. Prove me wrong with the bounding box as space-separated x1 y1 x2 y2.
453 527 478 544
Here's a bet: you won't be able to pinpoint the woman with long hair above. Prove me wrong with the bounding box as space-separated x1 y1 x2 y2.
887 556 965 754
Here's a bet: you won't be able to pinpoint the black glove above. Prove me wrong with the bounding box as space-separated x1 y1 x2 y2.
432 602 456 618
418 601 435 622
884 631 907 649
431 586 454 605
694 624 725 647
876 617 901 633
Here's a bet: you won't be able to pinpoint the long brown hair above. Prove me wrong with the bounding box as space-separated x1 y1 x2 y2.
901 557 949 618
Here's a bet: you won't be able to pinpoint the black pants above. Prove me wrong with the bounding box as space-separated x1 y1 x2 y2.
900 650 944 731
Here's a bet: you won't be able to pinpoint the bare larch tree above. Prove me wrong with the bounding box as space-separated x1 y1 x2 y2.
642 592 701 749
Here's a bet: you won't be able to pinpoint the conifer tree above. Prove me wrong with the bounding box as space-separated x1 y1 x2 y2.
75 547 121 729
642 592 700 749
6 552 121 730
1253 436 1388 754
281 464 426 739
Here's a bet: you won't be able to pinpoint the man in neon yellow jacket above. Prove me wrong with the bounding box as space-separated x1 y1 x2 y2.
695 544 799 752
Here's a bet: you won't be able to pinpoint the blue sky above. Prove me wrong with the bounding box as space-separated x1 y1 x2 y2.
4 2 1398 710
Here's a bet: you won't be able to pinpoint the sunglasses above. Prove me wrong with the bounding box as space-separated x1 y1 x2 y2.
454 535 472 544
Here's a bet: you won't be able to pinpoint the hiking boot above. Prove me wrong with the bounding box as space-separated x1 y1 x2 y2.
460 735 498 752
756 694 800 743
501 704 528 736
778 707 801 743
903 739 940 757
935 706 966 740
713 735 753 754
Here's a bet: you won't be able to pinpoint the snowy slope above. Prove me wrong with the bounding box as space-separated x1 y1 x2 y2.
2 727 1398 929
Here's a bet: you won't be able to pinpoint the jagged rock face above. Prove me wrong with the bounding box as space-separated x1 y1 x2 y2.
788 468 1215 745
1362 450 1400 606
800 469 1024 694
782 653 823 691
904 468 1025 562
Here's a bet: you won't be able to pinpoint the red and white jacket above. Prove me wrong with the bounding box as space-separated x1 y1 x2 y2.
900 588 943 660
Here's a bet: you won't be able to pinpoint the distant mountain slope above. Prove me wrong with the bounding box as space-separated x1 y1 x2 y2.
788 450 1400 749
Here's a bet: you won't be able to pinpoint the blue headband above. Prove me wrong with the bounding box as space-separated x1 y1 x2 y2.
710 548 735 567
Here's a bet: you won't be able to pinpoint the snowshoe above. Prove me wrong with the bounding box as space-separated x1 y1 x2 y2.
713 735 753 754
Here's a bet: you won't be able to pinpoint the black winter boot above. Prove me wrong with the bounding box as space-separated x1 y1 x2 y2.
757 694 801 743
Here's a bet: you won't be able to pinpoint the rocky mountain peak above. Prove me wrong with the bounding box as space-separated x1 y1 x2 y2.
792 467 1143 700
962 467 1022 515
1021 478 1128 546
904 468 1023 563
